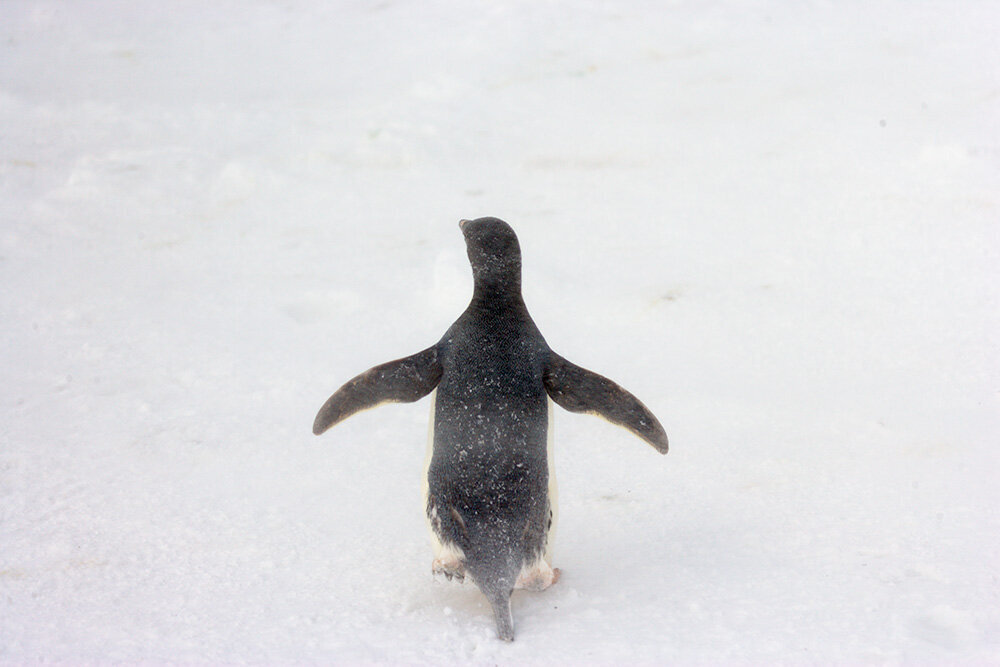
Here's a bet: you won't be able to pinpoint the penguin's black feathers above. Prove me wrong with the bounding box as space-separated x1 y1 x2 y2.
543 351 668 454
312 346 442 435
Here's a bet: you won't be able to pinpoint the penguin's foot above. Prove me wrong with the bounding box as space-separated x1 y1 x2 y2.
515 560 560 591
432 556 466 583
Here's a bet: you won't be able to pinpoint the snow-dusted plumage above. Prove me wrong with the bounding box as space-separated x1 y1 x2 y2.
314 218 666 640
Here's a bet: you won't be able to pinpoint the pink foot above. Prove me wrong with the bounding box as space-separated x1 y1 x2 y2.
515 561 560 591
432 557 465 583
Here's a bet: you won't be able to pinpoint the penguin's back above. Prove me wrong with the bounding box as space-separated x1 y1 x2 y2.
427 305 551 547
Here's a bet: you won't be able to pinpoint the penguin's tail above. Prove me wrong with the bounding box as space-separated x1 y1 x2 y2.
463 541 519 641
446 510 525 641
484 585 514 642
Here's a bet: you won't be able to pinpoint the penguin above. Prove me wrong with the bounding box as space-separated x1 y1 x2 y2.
313 217 667 641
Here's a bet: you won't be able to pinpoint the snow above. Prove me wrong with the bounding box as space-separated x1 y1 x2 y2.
2 1 998 664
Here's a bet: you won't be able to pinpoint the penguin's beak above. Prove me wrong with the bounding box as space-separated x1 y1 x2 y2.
459 219 470 231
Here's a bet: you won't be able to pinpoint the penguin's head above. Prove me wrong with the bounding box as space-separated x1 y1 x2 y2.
460 217 522 292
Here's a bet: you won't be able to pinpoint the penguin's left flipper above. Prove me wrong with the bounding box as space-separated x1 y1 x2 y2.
313 345 442 435
543 351 668 454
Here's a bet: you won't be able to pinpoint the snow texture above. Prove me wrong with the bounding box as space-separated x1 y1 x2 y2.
2 1 999 664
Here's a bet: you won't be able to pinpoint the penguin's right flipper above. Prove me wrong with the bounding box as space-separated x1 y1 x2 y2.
543 351 668 454
313 345 442 435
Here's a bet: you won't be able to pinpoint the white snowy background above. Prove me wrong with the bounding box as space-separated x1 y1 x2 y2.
2 1 998 664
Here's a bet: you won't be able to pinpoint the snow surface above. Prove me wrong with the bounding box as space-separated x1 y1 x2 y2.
2 1 999 664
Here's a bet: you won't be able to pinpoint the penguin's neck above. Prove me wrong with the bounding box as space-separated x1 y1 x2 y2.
470 278 525 313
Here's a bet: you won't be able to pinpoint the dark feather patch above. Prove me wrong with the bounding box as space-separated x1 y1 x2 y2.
313 345 442 435
543 351 668 454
